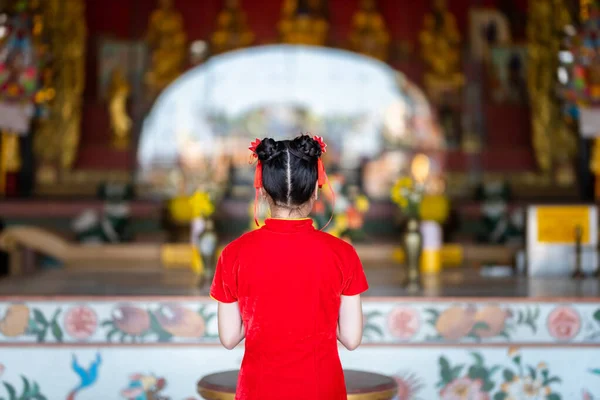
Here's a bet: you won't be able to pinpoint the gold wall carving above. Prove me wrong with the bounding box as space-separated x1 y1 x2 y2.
145 0 186 98
33 0 86 185
527 0 576 184
211 0 254 55
349 0 389 61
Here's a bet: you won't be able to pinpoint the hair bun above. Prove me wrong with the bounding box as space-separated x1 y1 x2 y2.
291 135 322 160
256 138 282 162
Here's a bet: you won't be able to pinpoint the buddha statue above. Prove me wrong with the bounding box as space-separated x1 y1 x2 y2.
211 0 254 54
419 0 464 101
279 0 328 46
145 0 186 97
349 0 389 61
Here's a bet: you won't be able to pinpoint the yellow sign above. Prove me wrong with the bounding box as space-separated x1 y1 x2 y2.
536 206 591 244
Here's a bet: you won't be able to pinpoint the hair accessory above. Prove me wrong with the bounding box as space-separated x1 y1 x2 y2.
249 138 262 226
249 138 261 157
312 136 334 230
313 135 327 154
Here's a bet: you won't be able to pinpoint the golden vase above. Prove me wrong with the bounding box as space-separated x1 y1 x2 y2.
402 218 422 292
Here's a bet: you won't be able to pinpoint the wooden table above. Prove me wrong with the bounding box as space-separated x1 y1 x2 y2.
197 370 397 400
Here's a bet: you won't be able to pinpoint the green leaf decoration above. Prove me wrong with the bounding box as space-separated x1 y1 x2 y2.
472 321 491 332
364 310 382 318
119 331 127 343
546 394 561 400
424 308 440 318
3 383 16 400
33 310 47 327
35 329 46 343
51 321 63 342
499 330 511 340
482 379 495 392
532 307 540 319
149 312 173 342
20 376 30 397
503 369 515 382
594 309 600 323
526 320 537 334
468 365 488 381
543 377 562 386
528 366 537 380
50 308 61 322
363 324 384 337
450 365 464 380
439 357 453 384
471 352 484 366
31 382 40 396
100 320 114 328
493 393 508 400
106 328 119 342
488 366 501 377
517 310 524 324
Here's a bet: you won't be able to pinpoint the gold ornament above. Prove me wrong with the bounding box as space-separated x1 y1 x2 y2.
33 0 86 180
349 0 389 61
107 68 132 150
419 0 464 102
145 0 186 97
211 0 255 55
279 0 328 46
527 0 576 180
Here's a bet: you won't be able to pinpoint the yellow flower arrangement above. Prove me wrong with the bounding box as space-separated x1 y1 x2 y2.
168 191 216 223
419 194 450 224
189 191 215 218
354 195 370 213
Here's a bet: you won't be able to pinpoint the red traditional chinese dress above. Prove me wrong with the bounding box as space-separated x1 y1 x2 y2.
210 218 369 400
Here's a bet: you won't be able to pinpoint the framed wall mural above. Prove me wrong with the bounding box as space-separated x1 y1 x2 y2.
489 45 528 104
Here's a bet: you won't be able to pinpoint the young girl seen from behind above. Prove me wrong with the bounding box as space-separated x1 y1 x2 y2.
210 135 368 400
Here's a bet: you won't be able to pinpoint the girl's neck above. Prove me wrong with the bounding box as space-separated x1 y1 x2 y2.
270 204 311 219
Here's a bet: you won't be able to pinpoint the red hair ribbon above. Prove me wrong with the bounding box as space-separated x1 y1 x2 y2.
249 138 262 227
313 136 335 231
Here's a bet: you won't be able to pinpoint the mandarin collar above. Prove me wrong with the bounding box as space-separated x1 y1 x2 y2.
263 218 315 233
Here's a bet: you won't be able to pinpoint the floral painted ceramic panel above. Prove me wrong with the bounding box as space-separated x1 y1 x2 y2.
0 346 599 399
1 299 600 345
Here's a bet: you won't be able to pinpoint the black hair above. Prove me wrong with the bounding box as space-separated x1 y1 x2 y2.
255 134 322 207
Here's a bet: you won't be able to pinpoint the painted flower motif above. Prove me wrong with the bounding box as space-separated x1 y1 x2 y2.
500 376 550 400
582 389 594 400
440 377 489 400
393 372 424 400
388 307 420 340
508 346 520 358
64 305 98 340
547 306 581 340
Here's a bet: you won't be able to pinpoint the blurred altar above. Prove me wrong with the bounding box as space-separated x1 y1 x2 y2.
0 0 599 399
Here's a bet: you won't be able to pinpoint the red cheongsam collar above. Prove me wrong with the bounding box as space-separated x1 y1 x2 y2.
263 218 315 233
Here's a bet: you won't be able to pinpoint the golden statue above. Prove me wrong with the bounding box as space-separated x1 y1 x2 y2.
145 0 186 97
349 0 389 61
419 0 464 101
33 0 86 180
107 68 132 150
211 0 254 54
527 0 576 183
279 0 328 46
